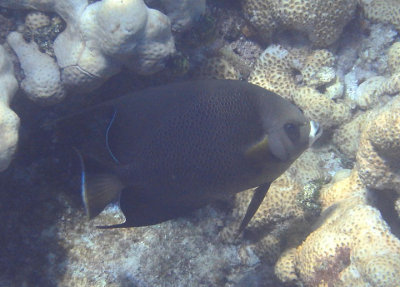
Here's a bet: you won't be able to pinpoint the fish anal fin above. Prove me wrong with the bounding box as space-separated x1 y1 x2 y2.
245 135 269 160
83 173 125 219
237 182 271 235
75 148 124 219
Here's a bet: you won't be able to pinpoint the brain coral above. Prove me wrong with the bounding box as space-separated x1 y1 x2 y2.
242 0 357 46
1 0 175 102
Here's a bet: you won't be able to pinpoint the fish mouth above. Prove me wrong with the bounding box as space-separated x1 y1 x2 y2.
309 121 322 146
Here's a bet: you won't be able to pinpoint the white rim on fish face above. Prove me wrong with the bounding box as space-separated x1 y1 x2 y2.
309 121 322 146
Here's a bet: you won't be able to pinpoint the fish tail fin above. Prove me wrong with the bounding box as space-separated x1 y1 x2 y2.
74 148 125 219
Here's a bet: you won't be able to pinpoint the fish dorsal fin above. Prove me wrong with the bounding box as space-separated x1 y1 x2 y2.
245 135 269 160
106 107 120 164
237 182 271 235
74 148 124 219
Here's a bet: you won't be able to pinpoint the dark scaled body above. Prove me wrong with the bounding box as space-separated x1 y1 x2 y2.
57 80 318 233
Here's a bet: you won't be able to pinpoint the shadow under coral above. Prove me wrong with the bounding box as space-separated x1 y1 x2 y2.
0 95 82 286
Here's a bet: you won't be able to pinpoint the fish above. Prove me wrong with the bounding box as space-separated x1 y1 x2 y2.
56 79 321 233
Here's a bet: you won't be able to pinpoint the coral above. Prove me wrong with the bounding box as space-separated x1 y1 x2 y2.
287 190 400 286
0 45 19 171
248 45 350 130
25 11 51 31
195 57 240 80
1 0 175 100
146 0 206 32
319 168 366 210
357 97 400 192
244 174 305 231
361 0 400 31
296 179 323 217
301 50 336 87
354 76 387 109
332 112 369 159
274 248 297 284
242 0 357 46
23 12 65 57
286 149 331 185
7 31 65 104
387 41 400 74
248 45 297 100
377 73 400 96
292 86 351 129
219 149 331 262
396 196 400 218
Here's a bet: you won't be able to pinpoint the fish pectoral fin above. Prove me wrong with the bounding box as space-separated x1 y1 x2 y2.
75 149 124 219
245 135 269 160
237 182 271 235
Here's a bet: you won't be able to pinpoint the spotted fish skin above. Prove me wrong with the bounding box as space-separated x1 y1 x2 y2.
58 80 316 231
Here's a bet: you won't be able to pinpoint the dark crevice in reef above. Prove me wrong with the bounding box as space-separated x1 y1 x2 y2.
370 189 400 240
0 94 83 285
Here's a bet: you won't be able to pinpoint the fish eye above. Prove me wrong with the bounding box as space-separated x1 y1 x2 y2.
284 123 300 142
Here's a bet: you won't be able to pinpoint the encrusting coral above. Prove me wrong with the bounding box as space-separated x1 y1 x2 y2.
0 45 19 172
1 0 176 103
242 0 357 46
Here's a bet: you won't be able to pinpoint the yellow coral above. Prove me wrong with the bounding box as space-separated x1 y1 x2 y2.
242 0 357 46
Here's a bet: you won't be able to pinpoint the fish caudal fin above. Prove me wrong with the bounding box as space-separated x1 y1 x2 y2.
74 148 124 219
237 182 271 235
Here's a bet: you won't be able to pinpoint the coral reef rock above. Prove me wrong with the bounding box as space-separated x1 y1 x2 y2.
249 45 350 130
357 97 400 192
2 0 176 100
276 169 400 287
0 45 19 172
242 0 357 46
146 0 206 32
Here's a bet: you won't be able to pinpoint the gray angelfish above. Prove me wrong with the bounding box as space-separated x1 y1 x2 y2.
58 79 321 234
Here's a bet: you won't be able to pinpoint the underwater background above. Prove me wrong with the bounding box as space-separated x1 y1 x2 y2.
0 0 400 286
